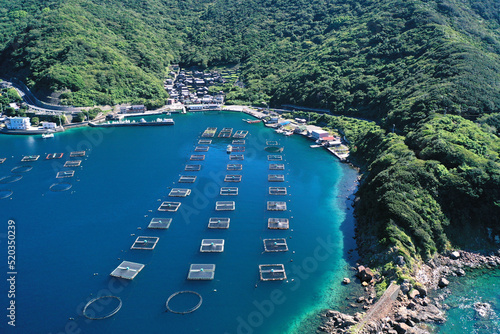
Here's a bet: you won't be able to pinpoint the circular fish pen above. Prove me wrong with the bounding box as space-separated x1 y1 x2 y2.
11 165 33 173
49 182 73 192
83 296 122 320
165 291 203 314
0 189 13 199
0 175 22 184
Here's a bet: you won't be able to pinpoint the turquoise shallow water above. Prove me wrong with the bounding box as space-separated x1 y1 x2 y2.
0 112 359 334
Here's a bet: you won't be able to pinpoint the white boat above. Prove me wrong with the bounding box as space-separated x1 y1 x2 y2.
226 145 232 153
140 118 146 123
42 133 54 139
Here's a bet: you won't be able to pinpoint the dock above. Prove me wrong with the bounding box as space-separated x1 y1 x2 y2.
89 119 174 127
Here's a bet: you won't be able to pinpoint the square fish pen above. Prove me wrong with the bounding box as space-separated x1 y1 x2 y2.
263 238 288 252
110 261 145 280
224 175 242 182
269 187 287 195
268 218 289 229
190 154 205 161
158 201 181 212
179 175 197 183
266 140 278 145
70 151 86 157
227 164 242 171
267 201 287 211
269 164 285 170
198 139 212 144
268 155 283 161
56 170 75 178
233 130 248 138
202 127 217 137
229 154 244 160
232 139 245 145
208 217 230 229
220 187 238 195
195 146 210 152
200 239 225 252
268 174 285 182
21 155 40 162
148 218 172 229
169 188 191 197
218 128 233 137
185 164 201 171
216 201 235 211
231 146 245 152
131 236 159 250
64 160 82 168
259 264 287 281
188 264 216 280
46 153 64 160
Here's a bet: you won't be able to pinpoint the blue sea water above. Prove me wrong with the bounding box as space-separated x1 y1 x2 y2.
0 111 360 334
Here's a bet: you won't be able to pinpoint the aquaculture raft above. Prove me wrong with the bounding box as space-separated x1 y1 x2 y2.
131 236 159 250
218 128 233 137
158 201 181 212
268 174 285 182
263 239 288 252
269 187 287 195
148 218 172 229
190 154 205 161
232 139 245 145
179 175 197 183
0 158 5 164
233 130 248 138
187 264 215 280
195 146 209 152
268 155 283 161
110 261 145 280
198 139 212 144
208 217 230 229
259 264 287 281
269 164 285 170
267 201 287 211
56 170 75 178
220 187 238 195
21 155 40 162
216 201 235 211
200 239 225 252
64 160 82 168
169 188 191 197
185 164 201 171
229 154 244 160
70 151 86 157
268 218 289 230
266 140 278 145
231 146 245 152
224 175 242 182
46 153 64 160
227 164 242 171
201 127 217 138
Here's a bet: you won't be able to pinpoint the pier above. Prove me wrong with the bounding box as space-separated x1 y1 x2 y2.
89 118 174 127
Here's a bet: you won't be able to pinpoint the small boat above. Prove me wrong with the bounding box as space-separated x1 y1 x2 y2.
275 128 284 134
226 145 232 153
42 133 54 139
140 118 146 123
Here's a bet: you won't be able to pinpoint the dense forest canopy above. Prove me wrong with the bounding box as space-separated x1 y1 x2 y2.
0 0 499 275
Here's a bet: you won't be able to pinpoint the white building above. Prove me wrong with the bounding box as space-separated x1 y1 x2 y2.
311 129 330 140
41 121 57 130
6 117 31 130
9 103 20 111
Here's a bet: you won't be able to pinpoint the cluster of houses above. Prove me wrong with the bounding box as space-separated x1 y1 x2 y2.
164 67 225 110
2 116 58 131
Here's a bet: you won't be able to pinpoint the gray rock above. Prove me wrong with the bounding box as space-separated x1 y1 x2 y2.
456 268 466 276
438 277 449 288
401 281 412 294
416 286 427 297
409 289 420 299
396 255 406 266
394 322 410 334
474 302 494 319
343 277 351 284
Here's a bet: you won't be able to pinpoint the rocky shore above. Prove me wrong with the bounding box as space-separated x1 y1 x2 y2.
319 250 500 333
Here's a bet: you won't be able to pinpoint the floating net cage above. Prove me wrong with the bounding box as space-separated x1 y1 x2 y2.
148 218 172 229
202 127 217 137
49 182 72 192
158 201 181 212
166 291 203 314
208 217 230 229
185 164 201 171
179 175 197 183
218 128 233 137
64 160 82 168
265 146 284 153
198 139 212 144
259 264 287 281
21 155 40 162
56 170 75 178
269 187 287 195
268 155 283 161
11 165 33 173
46 153 64 160
0 189 13 199
169 188 191 197
227 164 242 171
269 164 285 170
200 239 225 252
0 175 22 184
231 146 245 152
233 130 248 138
216 201 235 211
188 264 215 280
267 201 287 211
110 261 145 280
0 158 6 164
266 140 278 145
83 296 122 320
70 151 86 157
229 154 244 161
195 146 210 152
263 238 288 252
224 175 242 182
190 154 205 161
220 187 238 196
268 174 285 182
268 218 289 230
131 236 159 250
232 139 245 145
